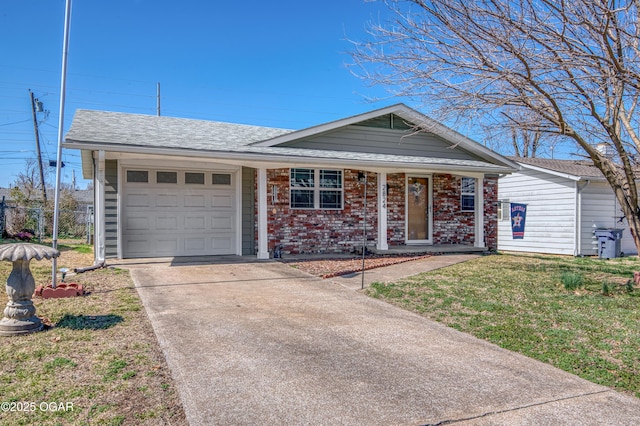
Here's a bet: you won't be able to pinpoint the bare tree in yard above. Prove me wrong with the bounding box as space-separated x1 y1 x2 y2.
351 0 640 252
9 160 80 237
511 128 541 158
494 108 549 157
10 159 45 206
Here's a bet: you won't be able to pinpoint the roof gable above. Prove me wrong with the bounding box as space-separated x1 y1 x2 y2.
253 104 516 169
351 113 414 130
276 124 485 162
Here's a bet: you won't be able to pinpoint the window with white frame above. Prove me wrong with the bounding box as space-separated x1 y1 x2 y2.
290 168 343 209
498 199 510 221
461 177 476 211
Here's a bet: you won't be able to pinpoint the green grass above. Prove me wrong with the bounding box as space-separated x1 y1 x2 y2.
0 253 185 425
58 243 93 254
561 271 584 290
366 253 640 397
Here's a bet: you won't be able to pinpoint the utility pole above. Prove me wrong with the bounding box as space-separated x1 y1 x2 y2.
29 90 47 203
52 0 72 288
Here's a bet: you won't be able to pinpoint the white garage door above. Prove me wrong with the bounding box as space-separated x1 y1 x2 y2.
122 168 236 258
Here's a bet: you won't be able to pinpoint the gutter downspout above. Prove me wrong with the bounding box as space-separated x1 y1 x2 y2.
575 180 590 256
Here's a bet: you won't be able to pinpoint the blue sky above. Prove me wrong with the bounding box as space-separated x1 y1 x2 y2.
1 1 578 191
1 0 401 189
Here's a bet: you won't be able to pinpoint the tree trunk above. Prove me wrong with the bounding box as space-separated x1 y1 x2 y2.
612 184 640 253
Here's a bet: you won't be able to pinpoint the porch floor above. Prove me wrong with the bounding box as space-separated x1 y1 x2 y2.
369 244 487 255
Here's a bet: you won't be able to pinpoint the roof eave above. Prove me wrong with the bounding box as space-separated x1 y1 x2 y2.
81 150 93 180
517 162 606 181
64 140 515 175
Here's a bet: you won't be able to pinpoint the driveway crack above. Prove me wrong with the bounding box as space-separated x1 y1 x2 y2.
422 389 612 425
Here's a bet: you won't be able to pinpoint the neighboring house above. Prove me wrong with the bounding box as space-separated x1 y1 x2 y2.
0 187 93 210
0 188 12 204
63 104 517 261
498 157 637 256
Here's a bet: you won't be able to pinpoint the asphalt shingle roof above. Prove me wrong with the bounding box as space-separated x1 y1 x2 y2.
65 110 293 150
509 156 606 179
64 109 515 173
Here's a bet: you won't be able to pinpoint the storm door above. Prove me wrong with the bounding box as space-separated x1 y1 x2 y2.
406 176 432 244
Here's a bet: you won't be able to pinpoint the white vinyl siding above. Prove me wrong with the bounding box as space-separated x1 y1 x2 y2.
499 168 638 256
579 181 637 256
498 169 577 255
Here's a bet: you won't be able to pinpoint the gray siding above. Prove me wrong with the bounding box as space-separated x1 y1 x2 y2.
241 167 255 255
279 125 484 162
105 160 118 258
352 113 413 130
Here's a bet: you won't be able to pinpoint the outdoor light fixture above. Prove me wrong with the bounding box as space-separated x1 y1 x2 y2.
59 267 69 283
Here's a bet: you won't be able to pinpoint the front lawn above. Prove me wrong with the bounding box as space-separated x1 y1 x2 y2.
366 253 640 398
0 242 186 425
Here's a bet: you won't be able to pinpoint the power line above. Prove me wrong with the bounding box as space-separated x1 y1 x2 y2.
0 119 30 127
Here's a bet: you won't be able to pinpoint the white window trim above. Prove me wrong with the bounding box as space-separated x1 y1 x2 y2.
461 177 476 212
498 199 510 221
290 168 344 210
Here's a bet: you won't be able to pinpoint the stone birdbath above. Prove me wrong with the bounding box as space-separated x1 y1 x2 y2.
0 243 59 336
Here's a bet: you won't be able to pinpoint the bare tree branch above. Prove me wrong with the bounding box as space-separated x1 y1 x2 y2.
350 0 640 252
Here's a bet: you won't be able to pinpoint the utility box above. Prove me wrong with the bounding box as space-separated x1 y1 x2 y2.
594 228 624 259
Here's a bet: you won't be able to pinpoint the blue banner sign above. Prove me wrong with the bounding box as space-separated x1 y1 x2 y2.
511 203 527 239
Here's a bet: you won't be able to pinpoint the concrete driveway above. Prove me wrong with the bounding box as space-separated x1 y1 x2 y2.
126 257 640 425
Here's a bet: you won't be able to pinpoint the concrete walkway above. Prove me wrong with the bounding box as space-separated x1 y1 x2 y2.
125 256 640 425
331 253 482 290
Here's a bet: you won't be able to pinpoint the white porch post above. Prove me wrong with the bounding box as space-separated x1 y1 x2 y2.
257 167 269 259
474 175 485 248
95 150 106 263
377 172 389 250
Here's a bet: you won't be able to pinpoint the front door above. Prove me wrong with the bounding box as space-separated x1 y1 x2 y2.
406 176 432 244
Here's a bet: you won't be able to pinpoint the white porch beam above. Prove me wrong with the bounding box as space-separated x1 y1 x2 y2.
257 167 269 259
475 175 485 248
95 150 106 263
377 172 389 250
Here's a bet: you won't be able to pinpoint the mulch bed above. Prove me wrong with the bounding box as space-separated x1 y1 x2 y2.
280 254 432 278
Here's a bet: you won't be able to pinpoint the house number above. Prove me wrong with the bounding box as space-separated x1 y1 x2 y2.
382 184 387 209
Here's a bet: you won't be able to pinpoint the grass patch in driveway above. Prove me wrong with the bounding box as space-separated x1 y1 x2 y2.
0 247 186 425
366 253 640 398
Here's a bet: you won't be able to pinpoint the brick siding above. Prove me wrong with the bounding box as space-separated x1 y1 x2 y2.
257 169 498 255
